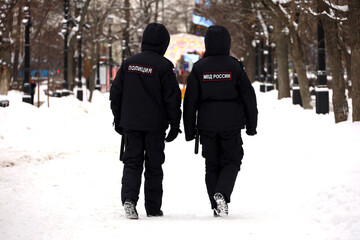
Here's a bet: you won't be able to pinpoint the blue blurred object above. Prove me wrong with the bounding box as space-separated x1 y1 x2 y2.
192 14 213 28
18 70 49 78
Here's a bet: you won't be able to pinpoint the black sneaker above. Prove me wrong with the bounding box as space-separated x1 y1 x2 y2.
147 210 164 217
214 193 228 217
124 200 139 219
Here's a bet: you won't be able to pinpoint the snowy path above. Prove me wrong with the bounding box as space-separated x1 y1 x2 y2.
1 86 360 240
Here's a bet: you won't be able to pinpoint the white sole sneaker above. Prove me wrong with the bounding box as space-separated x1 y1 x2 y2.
124 201 139 219
214 193 228 217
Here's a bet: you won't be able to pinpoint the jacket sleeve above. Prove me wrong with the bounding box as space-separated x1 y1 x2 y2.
237 64 258 134
109 63 125 121
162 65 182 128
183 68 200 141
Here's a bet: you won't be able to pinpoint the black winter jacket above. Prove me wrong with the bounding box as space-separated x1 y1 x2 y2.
110 23 181 131
183 25 258 140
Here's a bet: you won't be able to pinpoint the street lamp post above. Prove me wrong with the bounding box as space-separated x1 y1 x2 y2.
22 0 32 104
137 28 143 52
292 69 302 105
61 0 70 96
95 57 101 90
265 25 274 92
259 38 266 92
316 18 329 114
93 1 101 91
121 19 127 62
121 39 126 62
292 11 302 106
255 39 259 82
77 30 83 101
75 0 84 101
108 16 114 85
266 43 273 91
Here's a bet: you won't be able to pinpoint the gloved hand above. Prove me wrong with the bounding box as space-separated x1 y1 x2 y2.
246 129 257 136
165 126 182 142
185 127 197 141
113 118 123 135
115 125 123 135
185 134 195 141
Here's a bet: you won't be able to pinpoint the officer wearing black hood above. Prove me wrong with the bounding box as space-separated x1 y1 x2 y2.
110 23 181 219
183 25 258 217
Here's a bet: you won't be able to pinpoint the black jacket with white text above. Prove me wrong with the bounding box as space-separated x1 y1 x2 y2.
110 23 181 131
183 25 258 140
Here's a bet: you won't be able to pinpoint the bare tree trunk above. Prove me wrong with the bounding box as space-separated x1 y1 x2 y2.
318 1 348 122
88 41 97 103
67 0 91 92
0 8 13 95
274 21 290 99
262 0 312 109
338 0 352 99
342 47 352 98
242 0 255 83
124 0 131 58
348 0 360 121
12 2 22 89
242 37 255 82
88 16 101 103
154 0 159 23
244 44 256 83
351 46 360 121
0 67 10 95
289 33 312 109
325 28 348 122
68 38 76 90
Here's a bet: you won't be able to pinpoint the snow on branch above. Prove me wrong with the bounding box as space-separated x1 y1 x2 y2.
307 6 348 21
272 0 292 4
278 3 291 22
307 7 318 16
277 2 298 31
323 0 348 12
262 0 296 36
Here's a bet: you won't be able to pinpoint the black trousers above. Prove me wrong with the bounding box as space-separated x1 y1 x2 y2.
121 130 165 215
200 130 244 209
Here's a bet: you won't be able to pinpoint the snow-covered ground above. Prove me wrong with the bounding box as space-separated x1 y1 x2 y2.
1 83 359 240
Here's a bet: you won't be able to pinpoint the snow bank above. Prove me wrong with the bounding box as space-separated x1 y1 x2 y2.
1 84 359 240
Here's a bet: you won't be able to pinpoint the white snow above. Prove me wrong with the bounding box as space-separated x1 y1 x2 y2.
1 82 360 240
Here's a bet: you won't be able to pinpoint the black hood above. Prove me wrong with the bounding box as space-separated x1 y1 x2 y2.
204 25 231 56
141 23 170 56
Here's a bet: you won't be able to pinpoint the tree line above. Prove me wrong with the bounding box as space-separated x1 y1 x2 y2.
0 0 359 123
0 0 193 101
199 0 359 123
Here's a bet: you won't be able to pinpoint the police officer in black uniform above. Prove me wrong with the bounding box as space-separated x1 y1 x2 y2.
110 23 182 219
183 25 258 217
